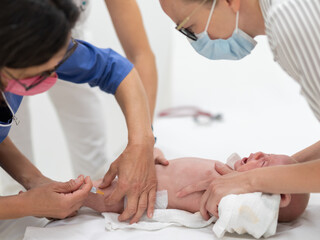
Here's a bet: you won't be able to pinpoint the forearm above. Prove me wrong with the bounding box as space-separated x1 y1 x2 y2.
0 137 46 190
247 159 320 194
115 68 154 146
292 140 320 163
105 0 157 120
132 53 157 121
0 194 28 219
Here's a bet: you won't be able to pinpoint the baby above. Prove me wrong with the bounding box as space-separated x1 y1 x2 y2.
84 152 309 222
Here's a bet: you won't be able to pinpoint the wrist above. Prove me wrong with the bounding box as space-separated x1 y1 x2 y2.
244 170 258 193
23 174 51 190
128 130 155 146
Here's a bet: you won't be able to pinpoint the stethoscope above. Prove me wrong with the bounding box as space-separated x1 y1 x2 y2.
158 106 222 125
0 92 20 127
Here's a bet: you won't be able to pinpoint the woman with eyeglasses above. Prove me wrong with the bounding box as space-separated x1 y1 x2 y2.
159 0 320 220
0 0 158 236
5 0 162 196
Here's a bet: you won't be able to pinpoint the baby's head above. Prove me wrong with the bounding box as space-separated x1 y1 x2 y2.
234 152 310 222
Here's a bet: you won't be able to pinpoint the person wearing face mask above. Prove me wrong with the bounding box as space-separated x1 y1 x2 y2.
0 1 160 238
3 0 161 196
159 0 320 220
185 0 257 60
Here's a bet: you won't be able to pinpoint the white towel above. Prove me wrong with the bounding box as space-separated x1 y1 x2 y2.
103 193 280 238
213 192 281 239
212 153 281 238
103 209 216 231
104 190 216 231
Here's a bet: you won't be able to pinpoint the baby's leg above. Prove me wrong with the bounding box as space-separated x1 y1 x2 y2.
83 180 124 213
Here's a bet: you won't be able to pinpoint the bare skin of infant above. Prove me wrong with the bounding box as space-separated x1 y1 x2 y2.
84 153 309 222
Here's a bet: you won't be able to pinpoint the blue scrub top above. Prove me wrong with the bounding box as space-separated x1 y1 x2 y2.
0 39 133 143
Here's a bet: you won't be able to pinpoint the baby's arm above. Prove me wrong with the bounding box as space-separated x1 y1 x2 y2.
83 180 124 214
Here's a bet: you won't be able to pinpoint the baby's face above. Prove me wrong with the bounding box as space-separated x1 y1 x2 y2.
234 152 296 172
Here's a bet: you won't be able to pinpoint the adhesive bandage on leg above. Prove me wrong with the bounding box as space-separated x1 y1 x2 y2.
123 190 168 210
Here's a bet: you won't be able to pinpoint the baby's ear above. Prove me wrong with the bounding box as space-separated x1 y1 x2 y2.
280 194 291 208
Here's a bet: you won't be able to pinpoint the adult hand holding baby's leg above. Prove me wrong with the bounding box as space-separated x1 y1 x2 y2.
20 175 92 219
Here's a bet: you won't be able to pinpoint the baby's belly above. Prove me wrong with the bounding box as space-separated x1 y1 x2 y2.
155 158 218 212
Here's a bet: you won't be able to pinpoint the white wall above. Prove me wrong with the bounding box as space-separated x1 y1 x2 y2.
83 0 175 161
155 34 320 161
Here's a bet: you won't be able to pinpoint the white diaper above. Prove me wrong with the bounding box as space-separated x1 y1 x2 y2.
124 190 168 210
105 190 215 231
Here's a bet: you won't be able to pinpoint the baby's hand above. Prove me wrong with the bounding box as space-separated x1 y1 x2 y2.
154 148 169 166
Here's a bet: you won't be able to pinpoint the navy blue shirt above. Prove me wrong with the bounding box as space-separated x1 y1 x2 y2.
0 40 133 143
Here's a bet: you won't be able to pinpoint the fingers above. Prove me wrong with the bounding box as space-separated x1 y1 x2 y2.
54 175 85 193
118 193 139 222
176 179 210 198
99 163 117 189
129 191 148 224
67 210 78 218
199 190 211 220
207 196 219 219
215 162 234 175
147 188 156 218
67 176 93 204
155 156 169 166
64 176 93 216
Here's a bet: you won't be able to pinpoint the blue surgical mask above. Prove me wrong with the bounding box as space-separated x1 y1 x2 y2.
189 0 257 60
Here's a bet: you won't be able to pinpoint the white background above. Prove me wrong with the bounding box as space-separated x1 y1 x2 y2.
10 0 320 184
